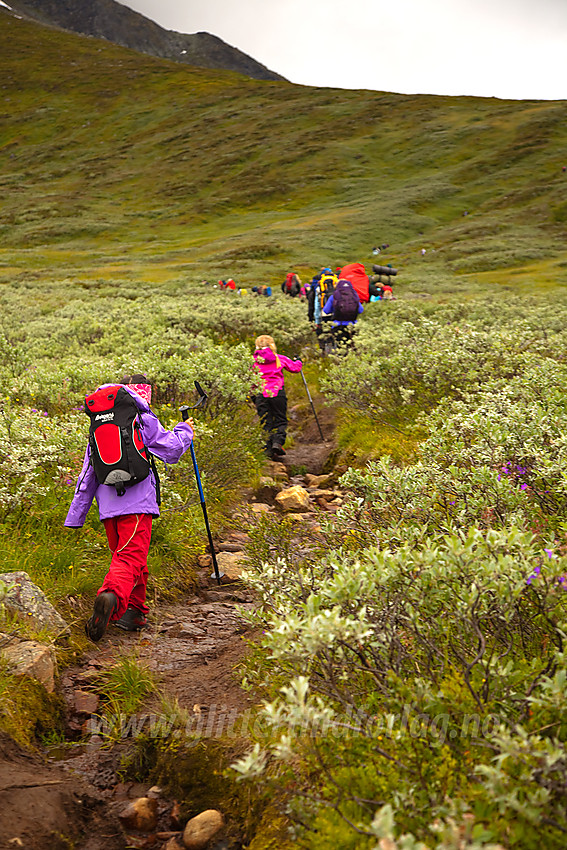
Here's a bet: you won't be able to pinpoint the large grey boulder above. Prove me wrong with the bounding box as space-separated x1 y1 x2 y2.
0 571 69 635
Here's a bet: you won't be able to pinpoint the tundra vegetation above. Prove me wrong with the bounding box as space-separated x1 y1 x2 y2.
1 8 567 849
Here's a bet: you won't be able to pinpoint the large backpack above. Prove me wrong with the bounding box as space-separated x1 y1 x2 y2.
333 279 359 322
318 273 337 307
84 385 158 499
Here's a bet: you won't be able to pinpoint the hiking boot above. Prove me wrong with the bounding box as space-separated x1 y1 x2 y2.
272 444 286 456
85 591 118 642
113 606 148 632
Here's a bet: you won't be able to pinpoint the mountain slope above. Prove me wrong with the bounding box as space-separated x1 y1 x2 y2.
0 10 566 292
5 0 285 81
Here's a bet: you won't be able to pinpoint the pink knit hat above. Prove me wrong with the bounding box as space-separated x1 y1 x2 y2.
127 383 152 404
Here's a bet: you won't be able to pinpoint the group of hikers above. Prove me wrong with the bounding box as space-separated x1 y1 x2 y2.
202 279 273 297
66 337 304 643
283 262 396 350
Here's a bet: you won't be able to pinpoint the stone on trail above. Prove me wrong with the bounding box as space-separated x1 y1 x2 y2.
182 809 224 849
254 477 282 504
305 473 331 488
118 796 158 831
74 689 100 715
217 542 244 553
0 571 69 634
0 637 56 692
269 461 287 475
275 485 311 513
216 551 246 580
197 554 212 568
249 503 271 514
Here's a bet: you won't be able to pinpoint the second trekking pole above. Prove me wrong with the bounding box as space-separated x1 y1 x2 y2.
301 370 325 442
180 382 223 585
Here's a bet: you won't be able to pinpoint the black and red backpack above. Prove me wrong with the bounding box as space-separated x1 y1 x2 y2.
84 385 159 499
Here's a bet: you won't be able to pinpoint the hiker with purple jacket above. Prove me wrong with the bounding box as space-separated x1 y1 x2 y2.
252 335 302 459
65 374 194 642
322 278 363 347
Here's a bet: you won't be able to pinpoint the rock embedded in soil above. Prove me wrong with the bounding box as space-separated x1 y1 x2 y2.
0 571 69 634
216 551 246 580
74 689 100 715
118 796 159 831
275 485 311 513
253 479 282 504
217 542 244 553
248 503 271 514
305 473 332 488
182 809 224 849
197 554 213 568
0 637 56 692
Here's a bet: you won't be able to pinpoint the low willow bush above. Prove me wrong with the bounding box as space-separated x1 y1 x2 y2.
238 528 567 849
235 300 567 849
321 297 567 425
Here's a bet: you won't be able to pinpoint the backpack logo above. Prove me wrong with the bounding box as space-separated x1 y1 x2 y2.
84 386 151 497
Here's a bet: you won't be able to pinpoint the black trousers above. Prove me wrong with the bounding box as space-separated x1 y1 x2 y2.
255 388 288 449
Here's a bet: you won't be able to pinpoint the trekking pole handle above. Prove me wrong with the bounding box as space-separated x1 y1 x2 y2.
180 405 190 422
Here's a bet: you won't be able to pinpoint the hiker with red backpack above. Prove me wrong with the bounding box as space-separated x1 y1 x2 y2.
65 374 194 642
282 272 302 297
322 278 363 349
252 335 302 459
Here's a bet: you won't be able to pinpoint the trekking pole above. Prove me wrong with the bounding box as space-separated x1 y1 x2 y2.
300 370 325 442
180 381 224 586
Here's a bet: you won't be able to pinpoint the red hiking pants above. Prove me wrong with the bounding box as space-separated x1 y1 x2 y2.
99 513 153 619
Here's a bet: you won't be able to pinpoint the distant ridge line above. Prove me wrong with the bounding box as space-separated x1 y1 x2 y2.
5 0 286 82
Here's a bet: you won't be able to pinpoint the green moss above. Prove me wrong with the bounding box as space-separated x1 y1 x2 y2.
0 664 65 749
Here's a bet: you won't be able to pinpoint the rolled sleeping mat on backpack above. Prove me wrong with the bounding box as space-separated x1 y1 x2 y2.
372 264 398 276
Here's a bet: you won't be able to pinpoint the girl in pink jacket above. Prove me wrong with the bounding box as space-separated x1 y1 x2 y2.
252 335 302 459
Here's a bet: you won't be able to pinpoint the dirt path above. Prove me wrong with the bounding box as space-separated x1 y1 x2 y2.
0 403 339 850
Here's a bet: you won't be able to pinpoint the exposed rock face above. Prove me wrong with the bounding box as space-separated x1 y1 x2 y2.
0 571 69 634
7 0 286 81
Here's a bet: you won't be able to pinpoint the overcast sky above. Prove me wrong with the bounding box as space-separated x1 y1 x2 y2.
117 0 566 100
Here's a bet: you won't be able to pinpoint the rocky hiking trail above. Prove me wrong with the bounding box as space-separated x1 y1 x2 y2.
0 402 341 850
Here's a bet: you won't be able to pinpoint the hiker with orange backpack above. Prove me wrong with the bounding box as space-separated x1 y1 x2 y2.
252 335 302 459
65 374 194 641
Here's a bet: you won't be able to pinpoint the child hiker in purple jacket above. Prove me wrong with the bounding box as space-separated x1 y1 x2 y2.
65 374 194 641
252 335 302 459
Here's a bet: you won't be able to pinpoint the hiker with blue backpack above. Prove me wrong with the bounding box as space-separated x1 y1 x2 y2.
65 374 194 642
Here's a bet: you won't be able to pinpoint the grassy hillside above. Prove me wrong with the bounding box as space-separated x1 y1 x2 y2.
1 11 567 295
